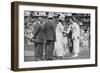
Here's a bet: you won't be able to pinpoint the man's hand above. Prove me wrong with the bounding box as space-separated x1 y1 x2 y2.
30 37 34 42
44 40 47 43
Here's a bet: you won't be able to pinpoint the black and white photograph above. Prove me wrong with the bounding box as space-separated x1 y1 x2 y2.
11 1 97 71
24 11 91 61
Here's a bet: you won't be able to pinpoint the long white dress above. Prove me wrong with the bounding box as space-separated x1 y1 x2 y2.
55 22 65 56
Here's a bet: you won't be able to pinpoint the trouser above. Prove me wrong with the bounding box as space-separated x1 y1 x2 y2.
69 38 73 53
73 39 79 54
35 43 44 60
45 40 54 60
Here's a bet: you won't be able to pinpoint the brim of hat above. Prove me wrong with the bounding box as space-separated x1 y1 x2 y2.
47 17 53 18
58 18 64 20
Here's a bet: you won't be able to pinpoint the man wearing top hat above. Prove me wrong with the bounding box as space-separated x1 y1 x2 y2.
43 13 56 60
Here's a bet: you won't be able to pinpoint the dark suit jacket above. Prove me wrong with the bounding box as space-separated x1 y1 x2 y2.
68 29 72 39
33 22 45 43
43 20 56 41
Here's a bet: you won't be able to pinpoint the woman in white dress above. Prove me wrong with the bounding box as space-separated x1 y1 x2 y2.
54 21 65 58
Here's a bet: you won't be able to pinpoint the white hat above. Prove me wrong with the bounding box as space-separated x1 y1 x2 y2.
58 13 65 20
47 12 54 18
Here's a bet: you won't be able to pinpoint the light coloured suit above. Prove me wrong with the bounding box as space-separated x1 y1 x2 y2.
71 22 80 54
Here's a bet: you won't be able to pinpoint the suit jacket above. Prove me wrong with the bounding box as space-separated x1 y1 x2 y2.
43 20 56 41
71 22 80 40
33 21 45 43
68 29 72 39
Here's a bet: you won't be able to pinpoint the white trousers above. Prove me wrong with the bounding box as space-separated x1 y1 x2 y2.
73 39 79 54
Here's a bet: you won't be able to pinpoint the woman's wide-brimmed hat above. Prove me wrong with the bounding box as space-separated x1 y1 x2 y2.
58 13 65 20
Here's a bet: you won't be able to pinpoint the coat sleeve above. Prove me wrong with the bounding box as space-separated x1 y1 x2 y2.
33 24 40 39
51 22 56 41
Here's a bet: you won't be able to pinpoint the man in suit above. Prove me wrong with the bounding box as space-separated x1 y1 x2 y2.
67 26 73 53
33 17 45 61
43 15 56 60
69 19 80 57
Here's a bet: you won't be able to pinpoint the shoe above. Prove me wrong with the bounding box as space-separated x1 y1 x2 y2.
36 58 42 61
72 54 78 58
47 58 53 60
